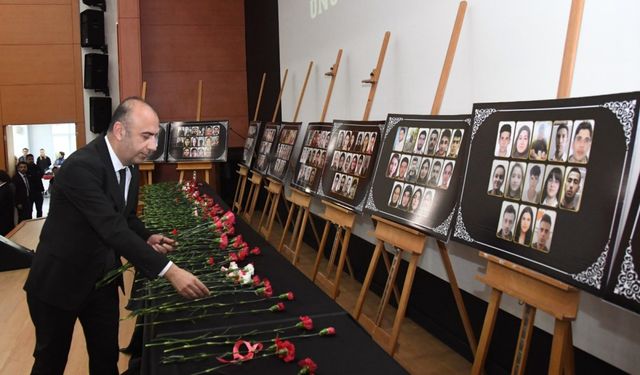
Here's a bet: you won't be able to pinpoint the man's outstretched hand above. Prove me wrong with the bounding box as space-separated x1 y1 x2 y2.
163 264 209 299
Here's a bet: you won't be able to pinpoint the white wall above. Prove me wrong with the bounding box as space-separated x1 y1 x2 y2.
278 0 640 372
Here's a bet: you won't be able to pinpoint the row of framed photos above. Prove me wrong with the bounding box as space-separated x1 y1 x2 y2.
146 120 229 162
239 91 640 315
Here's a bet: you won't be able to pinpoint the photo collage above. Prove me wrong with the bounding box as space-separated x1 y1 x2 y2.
328 129 377 199
168 121 228 162
293 124 331 192
268 125 299 180
242 122 261 167
490 119 593 252
385 126 464 215
254 125 278 173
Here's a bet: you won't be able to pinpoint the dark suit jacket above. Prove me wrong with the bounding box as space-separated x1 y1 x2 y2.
24 136 169 310
11 172 29 207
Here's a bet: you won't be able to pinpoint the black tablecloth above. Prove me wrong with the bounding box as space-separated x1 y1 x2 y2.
137 184 407 375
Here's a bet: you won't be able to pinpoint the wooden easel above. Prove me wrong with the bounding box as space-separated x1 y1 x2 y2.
243 69 288 224
233 73 267 214
279 50 342 264
139 80 155 185
472 1 584 374
259 62 313 241
311 32 390 299
176 80 214 185
352 2 477 357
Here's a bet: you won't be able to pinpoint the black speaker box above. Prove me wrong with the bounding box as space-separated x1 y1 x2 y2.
84 53 108 92
82 0 106 11
90 97 112 134
80 9 104 48
0 235 33 272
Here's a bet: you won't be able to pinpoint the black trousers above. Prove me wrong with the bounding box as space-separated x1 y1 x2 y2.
26 283 120 375
17 199 32 222
31 192 43 218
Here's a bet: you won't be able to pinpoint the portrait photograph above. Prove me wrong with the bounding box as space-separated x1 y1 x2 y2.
395 154 411 181
403 127 419 153
531 209 556 253
425 128 440 156
540 165 565 208
388 181 404 208
514 204 537 247
419 188 436 216
167 120 228 162
494 121 514 158
568 119 595 164
447 129 465 158
529 121 552 161
504 161 526 200
427 158 444 187
521 163 545 204
512 121 533 159
413 129 429 154
405 156 421 183
416 157 432 185
548 120 573 162
437 160 456 190
559 166 586 212
487 160 509 197
496 201 520 242
434 129 452 157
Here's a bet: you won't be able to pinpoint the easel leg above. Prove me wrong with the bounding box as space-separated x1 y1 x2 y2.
353 240 384 320
308 215 321 246
331 227 351 299
278 200 296 252
563 326 575 375
374 249 402 327
265 191 281 240
258 191 272 231
472 288 503 375
549 320 573 375
292 208 309 265
381 249 401 305
289 205 303 250
326 226 342 276
512 304 536 375
179 171 185 183
386 252 420 356
437 240 478 355
312 220 331 282
233 176 242 212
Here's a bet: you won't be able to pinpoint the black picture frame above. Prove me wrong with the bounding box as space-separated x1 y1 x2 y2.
290 122 333 194
364 114 471 240
266 122 302 183
453 92 639 293
166 120 229 162
317 120 385 213
603 178 640 314
252 123 280 175
145 122 169 162
241 121 263 168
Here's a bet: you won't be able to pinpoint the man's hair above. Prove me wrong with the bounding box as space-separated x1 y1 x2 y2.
108 96 154 132
557 122 569 134
26 154 34 159
504 204 516 217
568 167 582 182
531 139 546 153
441 129 451 139
17 161 28 168
499 124 512 135
453 129 462 139
530 165 541 177
540 213 552 226
574 121 593 138
400 157 409 165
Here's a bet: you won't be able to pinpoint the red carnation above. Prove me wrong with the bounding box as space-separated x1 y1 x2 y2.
171 228 179 236
319 327 336 336
250 247 261 255
222 211 236 226
297 316 313 330
298 357 318 374
207 257 215 266
274 338 296 363
238 247 249 261
229 253 238 262
233 235 244 247
252 275 261 286
279 291 294 301
262 283 273 297
218 233 228 249
269 302 285 312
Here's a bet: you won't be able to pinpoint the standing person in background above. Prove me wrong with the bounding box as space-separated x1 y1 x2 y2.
18 148 29 163
0 170 15 235
37 149 52 173
26 154 45 218
54 151 66 167
24 97 209 375
12 161 31 222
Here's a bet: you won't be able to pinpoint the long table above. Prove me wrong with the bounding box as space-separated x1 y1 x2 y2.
136 184 407 375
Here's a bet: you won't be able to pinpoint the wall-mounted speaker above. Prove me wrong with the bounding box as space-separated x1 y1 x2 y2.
80 9 104 48
82 0 106 11
84 53 108 93
90 97 112 134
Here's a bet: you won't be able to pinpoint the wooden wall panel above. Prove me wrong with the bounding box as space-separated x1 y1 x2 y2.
118 18 143 99
140 0 243 26
0 45 75 85
0 0 68 3
0 5 72 44
1 84 76 124
119 0 139 18
141 25 245 73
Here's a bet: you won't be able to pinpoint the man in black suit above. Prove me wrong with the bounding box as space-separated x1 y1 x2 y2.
24 97 209 375
12 161 31 221
26 153 45 218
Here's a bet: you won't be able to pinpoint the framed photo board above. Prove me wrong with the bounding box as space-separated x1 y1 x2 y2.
364 114 470 240
145 122 169 162
266 122 301 182
317 120 385 213
604 180 640 314
241 121 263 168
453 92 639 293
167 120 229 162
291 122 332 194
253 123 280 175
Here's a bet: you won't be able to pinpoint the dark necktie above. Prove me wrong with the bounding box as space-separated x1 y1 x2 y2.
22 174 30 196
118 167 127 203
